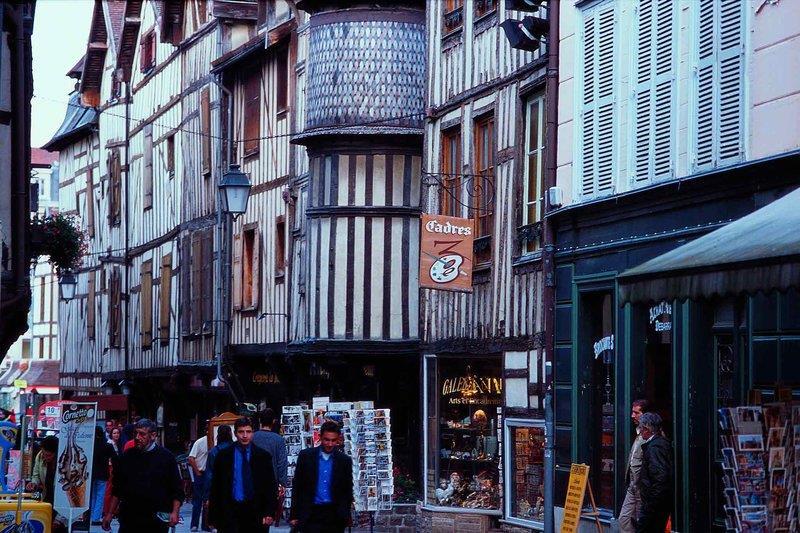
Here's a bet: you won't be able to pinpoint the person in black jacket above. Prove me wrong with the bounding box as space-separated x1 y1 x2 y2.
290 420 353 533
101 419 183 533
208 417 278 533
636 412 673 533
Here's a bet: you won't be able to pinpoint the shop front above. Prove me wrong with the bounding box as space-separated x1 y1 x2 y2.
422 354 504 530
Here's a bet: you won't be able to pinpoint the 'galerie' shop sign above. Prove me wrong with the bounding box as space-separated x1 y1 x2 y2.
419 214 474 292
441 375 502 405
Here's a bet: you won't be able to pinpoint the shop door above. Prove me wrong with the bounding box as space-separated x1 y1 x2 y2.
644 302 674 440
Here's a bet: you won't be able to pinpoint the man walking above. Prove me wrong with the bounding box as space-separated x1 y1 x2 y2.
208 417 278 532
102 418 182 532
636 412 673 533
619 399 649 533
290 420 353 533
188 427 211 532
253 409 288 492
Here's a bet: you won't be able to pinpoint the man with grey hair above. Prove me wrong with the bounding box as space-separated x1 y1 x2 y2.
102 418 183 533
619 399 650 532
635 412 673 533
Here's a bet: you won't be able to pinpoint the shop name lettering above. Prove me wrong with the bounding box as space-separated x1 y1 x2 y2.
425 219 472 236
441 376 502 396
62 407 92 424
649 301 672 332
252 372 280 385
593 335 614 358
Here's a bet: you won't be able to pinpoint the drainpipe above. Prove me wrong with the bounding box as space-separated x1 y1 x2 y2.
123 81 131 383
542 1 560 532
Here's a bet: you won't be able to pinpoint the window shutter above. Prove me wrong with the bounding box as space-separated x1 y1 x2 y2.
110 267 121 347
143 124 153 209
191 232 203 332
87 271 96 340
232 232 243 311
633 0 675 184
112 150 122 225
141 260 153 348
580 2 616 198
202 228 214 327
159 253 172 343
251 228 261 309
694 0 744 171
200 87 211 176
243 71 261 154
180 235 192 335
86 170 95 237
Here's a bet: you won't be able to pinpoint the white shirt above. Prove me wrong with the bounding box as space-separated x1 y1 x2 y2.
321 450 331 461
189 435 209 471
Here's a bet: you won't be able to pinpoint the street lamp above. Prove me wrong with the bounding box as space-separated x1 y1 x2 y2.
101 380 114 395
119 379 132 396
59 271 77 301
218 164 252 215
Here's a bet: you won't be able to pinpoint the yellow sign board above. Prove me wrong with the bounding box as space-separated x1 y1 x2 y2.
13 379 27 390
561 463 590 533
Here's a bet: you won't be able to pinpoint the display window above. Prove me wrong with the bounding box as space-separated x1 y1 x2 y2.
424 355 502 512
503 419 545 527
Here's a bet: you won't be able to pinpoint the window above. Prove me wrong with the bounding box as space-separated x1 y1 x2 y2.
631 0 676 185
234 226 261 311
693 0 745 171
475 0 497 19
140 260 153 348
578 0 616 199
443 0 464 33
200 87 211 176
140 30 156 73
276 46 289 114
108 149 121 226
86 170 95 237
159 254 172 344
166 134 175 177
504 420 546 526
109 267 122 347
143 124 153 210
110 71 121 100
275 216 286 280
180 235 192 335
243 68 261 155
188 229 214 333
522 94 545 253
38 338 44 359
440 128 461 217
87 271 96 340
473 115 494 264
39 278 45 321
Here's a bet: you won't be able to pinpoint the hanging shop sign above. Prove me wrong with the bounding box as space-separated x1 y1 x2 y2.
54 402 97 525
649 301 672 332
419 214 474 292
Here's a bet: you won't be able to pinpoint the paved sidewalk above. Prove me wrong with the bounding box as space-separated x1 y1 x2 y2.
88 504 293 532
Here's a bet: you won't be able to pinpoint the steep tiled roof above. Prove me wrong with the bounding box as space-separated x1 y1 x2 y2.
106 0 127 53
31 148 59 167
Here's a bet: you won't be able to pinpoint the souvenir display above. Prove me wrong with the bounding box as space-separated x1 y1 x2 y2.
718 400 800 532
508 425 545 523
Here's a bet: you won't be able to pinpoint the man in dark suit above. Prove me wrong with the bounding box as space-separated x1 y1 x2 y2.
636 412 673 533
290 420 353 533
209 417 278 533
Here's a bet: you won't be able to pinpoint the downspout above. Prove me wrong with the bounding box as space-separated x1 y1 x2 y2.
123 81 131 381
542 1 560 532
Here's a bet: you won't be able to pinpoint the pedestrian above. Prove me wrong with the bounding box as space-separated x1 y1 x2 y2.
253 409 288 492
208 417 278 533
27 435 67 532
619 399 649 533
289 420 353 533
188 426 211 532
101 418 183 532
636 412 673 533
204 424 234 501
109 426 122 456
90 427 115 525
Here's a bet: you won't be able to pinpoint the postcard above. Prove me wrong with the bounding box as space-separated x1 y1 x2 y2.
770 447 787 470
723 448 737 470
724 506 741 530
739 434 765 452
770 427 787 448
724 487 740 509
772 468 787 490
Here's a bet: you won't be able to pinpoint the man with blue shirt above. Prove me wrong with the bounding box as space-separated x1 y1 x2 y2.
290 420 353 533
208 417 278 533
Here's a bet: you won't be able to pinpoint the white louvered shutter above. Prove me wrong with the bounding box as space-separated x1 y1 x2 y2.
633 0 675 184
580 1 616 199
694 0 744 171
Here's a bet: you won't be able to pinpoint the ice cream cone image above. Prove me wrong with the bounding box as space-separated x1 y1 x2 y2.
67 483 85 507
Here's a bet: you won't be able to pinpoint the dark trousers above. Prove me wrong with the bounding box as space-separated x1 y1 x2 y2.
301 504 346 533
217 500 270 533
191 471 207 529
635 506 670 533
119 517 169 533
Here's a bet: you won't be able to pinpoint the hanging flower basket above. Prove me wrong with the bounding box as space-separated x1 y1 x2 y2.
30 213 88 274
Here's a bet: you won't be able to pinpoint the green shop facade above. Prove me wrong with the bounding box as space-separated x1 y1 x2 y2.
549 152 800 532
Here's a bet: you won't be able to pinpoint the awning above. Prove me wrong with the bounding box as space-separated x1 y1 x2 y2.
19 360 61 395
71 394 128 412
619 187 800 304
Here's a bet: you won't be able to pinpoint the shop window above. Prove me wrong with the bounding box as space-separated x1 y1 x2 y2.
424 356 502 511
440 127 462 217
473 115 494 264
521 93 545 254
504 419 545 526
443 0 464 34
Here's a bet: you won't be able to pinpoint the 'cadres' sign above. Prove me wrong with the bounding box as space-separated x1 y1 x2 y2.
419 214 474 292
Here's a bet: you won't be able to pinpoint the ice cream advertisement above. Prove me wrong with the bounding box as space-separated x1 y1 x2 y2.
54 402 96 519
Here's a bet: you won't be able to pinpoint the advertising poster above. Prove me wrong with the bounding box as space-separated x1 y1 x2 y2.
54 402 97 523
419 214 474 292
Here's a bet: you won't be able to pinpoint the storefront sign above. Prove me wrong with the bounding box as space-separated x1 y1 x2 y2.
54 402 97 522
593 335 614 359
649 301 672 332
561 463 590 533
441 375 502 405
419 214 474 292
251 372 280 385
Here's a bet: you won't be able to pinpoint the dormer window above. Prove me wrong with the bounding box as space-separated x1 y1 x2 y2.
140 30 156 73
